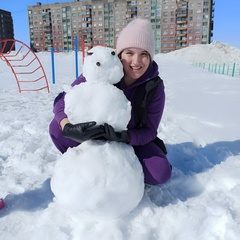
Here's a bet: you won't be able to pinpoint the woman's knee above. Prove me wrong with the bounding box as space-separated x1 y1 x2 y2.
143 156 172 185
133 142 172 185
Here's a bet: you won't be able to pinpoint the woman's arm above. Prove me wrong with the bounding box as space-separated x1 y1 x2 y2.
60 118 70 130
128 83 165 146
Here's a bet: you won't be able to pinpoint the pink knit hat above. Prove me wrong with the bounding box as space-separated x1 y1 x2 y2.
116 18 155 60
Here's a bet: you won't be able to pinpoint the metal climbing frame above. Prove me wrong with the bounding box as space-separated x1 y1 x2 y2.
0 39 50 93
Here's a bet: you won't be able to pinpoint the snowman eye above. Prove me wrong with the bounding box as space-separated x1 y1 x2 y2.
87 52 93 56
111 51 115 56
96 62 101 66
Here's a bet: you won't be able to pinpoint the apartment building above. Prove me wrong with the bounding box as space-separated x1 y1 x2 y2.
161 0 214 52
0 9 15 52
27 0 214 53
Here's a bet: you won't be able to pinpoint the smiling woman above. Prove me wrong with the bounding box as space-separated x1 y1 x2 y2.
114 18 172 184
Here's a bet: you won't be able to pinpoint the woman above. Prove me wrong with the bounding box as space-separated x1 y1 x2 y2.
49 18 172 185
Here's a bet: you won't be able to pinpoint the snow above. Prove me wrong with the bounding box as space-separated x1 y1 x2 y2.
0 41 240 239
167 41 240 64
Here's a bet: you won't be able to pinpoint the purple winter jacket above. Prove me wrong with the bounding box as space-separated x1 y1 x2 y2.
52 60 165 146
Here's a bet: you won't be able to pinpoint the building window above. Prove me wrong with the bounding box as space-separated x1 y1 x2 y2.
203 28 208 33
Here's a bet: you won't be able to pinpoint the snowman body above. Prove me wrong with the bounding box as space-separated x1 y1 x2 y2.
51 46 144 220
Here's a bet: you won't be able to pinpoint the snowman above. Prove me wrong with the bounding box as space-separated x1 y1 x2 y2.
51 46 144 220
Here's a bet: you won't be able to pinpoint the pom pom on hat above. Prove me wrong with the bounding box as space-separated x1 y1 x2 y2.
116 18 155 60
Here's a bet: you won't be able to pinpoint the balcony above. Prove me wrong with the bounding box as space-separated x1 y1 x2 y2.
176 26 187 30
177 5 188 10
127 7 137 12
176 10 187 15
176 19 187 24
176 13 187 18
176 32 187 37
176 0 188 3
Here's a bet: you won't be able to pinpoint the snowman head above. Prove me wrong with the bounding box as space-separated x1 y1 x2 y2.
82 46 124 84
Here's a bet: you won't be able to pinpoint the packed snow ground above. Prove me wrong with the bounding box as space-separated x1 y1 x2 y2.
0 42 240 240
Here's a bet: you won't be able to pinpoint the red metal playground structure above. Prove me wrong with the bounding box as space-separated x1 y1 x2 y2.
0 39 50 93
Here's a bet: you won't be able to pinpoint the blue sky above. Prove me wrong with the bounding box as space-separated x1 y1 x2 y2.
1 0 239 49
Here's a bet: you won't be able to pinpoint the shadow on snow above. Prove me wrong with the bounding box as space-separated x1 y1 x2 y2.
0 178 54 218
147 139 240 207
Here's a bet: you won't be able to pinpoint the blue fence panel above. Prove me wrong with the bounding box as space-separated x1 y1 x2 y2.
193 62 240 78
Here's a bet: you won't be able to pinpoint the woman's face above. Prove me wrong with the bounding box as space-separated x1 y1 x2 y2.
120 48 151 81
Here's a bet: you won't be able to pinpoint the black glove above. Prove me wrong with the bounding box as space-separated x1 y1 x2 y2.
103 123 130 143
62 121 105 143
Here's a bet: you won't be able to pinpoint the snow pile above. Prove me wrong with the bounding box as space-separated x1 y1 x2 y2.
166 41 240 64
51 46 144 220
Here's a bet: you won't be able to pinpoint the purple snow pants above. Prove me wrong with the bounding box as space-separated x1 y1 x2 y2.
49 119 172 185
